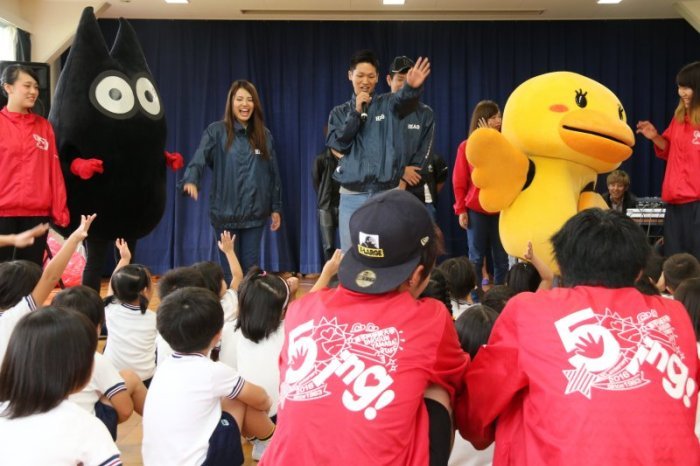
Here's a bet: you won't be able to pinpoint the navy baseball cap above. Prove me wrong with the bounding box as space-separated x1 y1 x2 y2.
338 190 435 294
390 56 414 74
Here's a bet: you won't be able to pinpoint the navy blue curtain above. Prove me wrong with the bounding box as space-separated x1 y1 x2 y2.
94 19 699 275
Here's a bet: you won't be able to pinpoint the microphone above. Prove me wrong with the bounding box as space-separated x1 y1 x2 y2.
360 102 368 122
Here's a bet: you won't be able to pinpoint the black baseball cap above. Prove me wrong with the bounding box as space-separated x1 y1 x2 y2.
338 190 435 294
390 56 414 74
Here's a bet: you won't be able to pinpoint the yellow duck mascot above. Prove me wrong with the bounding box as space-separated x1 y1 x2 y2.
467 72 635 273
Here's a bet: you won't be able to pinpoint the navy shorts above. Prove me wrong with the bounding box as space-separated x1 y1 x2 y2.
202 412 244 466
94 401 118 440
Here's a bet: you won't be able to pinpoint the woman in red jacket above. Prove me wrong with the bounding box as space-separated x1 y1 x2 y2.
0 64 69 266
452 100 509 297
637 61 700 261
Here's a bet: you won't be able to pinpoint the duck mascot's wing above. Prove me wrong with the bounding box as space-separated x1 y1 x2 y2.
466 127 530 213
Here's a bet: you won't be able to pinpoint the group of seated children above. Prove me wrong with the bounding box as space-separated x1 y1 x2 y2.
1 191 700 466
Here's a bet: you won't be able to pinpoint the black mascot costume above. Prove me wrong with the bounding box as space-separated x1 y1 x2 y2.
49 7 182 291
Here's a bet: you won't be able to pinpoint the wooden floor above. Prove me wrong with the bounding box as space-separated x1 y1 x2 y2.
72 274 317 466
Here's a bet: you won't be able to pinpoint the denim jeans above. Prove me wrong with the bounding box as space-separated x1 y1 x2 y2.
339 192 372 252
466 210 509 286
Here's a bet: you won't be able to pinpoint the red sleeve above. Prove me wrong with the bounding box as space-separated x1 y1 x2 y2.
653 120 673 161
452 139 470 215
46 123 70 227
456 305 528 449
428 310 469 406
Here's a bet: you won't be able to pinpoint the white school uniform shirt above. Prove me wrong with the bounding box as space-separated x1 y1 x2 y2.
104 301 157 380
448 432 494 466
69 352 126 415
142 352 245 466
0 295 37 364
234 324 284 417
220 288 239 322
450 298 473 319
218 320 240 370
0 399 121 466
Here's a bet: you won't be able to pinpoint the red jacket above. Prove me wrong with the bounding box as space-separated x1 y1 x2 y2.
458 286 700 465
452 139 494 216
654 116 700 204
0 108 69 226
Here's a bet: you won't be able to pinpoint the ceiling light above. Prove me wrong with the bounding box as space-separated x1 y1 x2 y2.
597 0 622 4
383 0 406 5
165 0 189 4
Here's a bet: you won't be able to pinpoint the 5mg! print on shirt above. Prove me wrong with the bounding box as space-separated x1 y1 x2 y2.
555 307 696 406
280 317 402 420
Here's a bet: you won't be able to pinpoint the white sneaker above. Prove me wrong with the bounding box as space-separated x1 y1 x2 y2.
251 438 270 461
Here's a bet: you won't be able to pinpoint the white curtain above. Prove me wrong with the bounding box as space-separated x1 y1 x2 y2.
0 20 17 61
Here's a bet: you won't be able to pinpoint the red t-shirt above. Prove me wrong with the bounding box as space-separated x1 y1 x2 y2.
261 286 468 466
654 116 700 204
458 286 700 465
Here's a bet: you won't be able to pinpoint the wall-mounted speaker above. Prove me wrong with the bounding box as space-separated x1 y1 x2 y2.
0 61 51 117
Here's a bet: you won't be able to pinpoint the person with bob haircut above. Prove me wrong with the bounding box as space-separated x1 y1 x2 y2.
452 100 509 298
103 259 157 386
438 256 477 318
637 61 700 261
459 208 700 464
0 64 69 267
142 287 275 466
0 307 121 465
261 189 468 466
223 266 293 460
180 80 283 276
602 169 637 214
54 286 147 440
505 241 554 294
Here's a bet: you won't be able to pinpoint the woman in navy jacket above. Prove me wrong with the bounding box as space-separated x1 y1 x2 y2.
180 80 282 274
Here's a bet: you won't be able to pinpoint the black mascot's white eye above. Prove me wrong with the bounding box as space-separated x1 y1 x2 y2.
135 76 163 119
89 71 137 119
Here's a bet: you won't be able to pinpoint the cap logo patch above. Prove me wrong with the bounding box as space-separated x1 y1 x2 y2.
357 232 384 258
420 236 430 246
355 270 377 288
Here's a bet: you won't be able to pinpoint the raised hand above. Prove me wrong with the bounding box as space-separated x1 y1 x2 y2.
115 238 132 263
69 214 96 242
217 231 236 254
406 56 431 88
635 121 658 140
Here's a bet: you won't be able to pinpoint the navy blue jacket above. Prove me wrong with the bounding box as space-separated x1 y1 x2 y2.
398 102 435 170
180 121 282 229
326 84 422 192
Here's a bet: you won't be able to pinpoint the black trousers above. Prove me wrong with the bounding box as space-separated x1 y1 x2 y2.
318 208 339 262
664 201 700 261
82 237 137 292
0 216 49 266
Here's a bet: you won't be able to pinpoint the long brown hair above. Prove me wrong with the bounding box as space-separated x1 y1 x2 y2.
223 80 270 159
674 61 700 127
468 100 500 136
